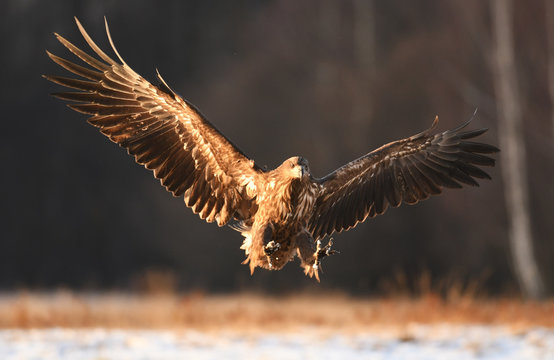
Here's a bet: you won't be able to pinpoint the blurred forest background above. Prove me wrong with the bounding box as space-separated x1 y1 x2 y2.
1 0 553 296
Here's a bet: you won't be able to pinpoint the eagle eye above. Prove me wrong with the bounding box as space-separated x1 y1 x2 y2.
290 162 295 168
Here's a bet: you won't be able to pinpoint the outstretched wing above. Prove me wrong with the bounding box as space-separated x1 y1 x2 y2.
308 117 499 240
44 17 263 226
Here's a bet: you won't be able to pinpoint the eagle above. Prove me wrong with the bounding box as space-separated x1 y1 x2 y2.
45 18 499 281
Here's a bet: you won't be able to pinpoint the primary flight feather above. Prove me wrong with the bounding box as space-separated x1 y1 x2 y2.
45 18 499 281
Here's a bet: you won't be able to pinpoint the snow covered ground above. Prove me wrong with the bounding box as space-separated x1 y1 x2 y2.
1 325 553 360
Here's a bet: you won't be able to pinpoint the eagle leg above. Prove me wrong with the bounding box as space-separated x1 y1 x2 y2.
295 231 338 281
260 223 280 268
313 238 339 271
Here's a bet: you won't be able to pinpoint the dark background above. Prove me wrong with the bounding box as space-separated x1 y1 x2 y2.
2 0 552 294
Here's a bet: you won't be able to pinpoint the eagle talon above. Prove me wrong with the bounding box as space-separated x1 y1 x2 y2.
264 241 280 256
313 238 339 269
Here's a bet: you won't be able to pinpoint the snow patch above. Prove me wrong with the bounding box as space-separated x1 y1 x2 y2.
0 325 553 360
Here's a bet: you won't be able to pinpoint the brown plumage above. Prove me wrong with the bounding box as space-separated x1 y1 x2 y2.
45 18 499 281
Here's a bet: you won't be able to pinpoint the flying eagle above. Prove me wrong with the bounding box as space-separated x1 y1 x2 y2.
45 18 499 280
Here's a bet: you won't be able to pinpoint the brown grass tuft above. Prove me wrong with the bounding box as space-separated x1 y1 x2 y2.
0 291 553 332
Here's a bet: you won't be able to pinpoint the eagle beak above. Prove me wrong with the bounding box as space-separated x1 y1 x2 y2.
300 165 307 178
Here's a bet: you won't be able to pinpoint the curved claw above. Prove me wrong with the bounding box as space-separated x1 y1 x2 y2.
313 238 339 270
264 240 280 256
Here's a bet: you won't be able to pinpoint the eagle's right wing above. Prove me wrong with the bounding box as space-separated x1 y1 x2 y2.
44 17 264 226
308 117 499 240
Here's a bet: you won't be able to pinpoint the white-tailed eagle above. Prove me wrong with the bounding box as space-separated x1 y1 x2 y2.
45 18 499 280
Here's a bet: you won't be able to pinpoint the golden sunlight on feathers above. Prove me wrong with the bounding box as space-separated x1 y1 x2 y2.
45 18 498 281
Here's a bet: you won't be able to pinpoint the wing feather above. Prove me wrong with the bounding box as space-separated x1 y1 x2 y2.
45 18 263 226
308 117 499 240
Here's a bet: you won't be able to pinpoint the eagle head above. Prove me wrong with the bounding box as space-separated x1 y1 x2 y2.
280 156 310 179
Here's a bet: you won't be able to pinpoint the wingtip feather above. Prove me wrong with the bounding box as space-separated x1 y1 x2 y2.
432 115 439 129
45 50 55 59
74 16 118 66
104 16 127 65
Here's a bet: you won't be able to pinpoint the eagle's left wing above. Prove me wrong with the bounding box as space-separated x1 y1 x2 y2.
307 117 499 240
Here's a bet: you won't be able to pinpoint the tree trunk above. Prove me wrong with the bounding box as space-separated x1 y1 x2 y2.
315 0 340 109
490 0 545 298
353 0 376 75
351 0 376 133
546 0 554 139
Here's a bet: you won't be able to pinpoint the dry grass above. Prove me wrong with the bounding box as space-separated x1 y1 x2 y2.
1 291 553 332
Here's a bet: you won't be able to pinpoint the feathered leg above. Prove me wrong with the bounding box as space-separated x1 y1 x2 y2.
263 225 280 257
295 231 319 280
241 222 276 273
296 232 339 282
